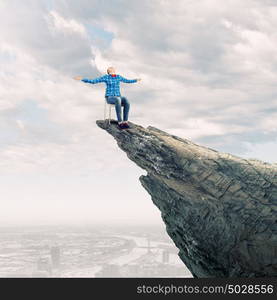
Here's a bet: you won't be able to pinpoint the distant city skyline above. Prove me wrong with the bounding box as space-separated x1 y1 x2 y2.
0 225 192 277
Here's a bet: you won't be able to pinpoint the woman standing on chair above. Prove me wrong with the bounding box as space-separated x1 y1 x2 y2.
74 67 141 129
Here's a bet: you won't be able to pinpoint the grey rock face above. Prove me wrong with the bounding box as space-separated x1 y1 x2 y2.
96 120 277 278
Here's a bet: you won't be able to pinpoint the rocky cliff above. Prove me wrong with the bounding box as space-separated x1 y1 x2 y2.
96 120 277 278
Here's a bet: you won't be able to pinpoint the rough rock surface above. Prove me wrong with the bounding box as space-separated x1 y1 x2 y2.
96 120 277 278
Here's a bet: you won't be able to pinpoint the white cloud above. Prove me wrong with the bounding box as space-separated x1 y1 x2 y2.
1 0 276 226
91 46 112 73
46 10 86 36
2 0 276 164
166 118 226 140
16 119 25 131
242 140 277 163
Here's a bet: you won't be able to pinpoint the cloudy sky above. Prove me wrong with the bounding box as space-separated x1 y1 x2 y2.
0 0 276 226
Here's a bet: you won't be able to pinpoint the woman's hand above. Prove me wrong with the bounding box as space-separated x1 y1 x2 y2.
136 78 142 82
73 76 83 80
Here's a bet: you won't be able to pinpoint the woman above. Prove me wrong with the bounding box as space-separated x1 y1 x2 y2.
74 67 141 129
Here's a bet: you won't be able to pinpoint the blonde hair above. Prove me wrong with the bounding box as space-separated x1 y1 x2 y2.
107 67 115 74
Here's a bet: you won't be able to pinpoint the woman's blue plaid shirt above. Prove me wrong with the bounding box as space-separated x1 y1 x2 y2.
82 74 137 96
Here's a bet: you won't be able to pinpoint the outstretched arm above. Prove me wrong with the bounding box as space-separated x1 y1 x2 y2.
82 75 106 84
119 75 141 83
73 75 106 84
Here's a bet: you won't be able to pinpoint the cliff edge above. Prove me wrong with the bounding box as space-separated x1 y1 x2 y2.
96 120 277 278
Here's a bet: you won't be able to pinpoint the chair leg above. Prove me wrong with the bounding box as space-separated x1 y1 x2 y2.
108 105 111 124
104 100 107 120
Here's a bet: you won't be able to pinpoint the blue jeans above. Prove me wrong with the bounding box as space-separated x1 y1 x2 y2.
105 96 130 122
